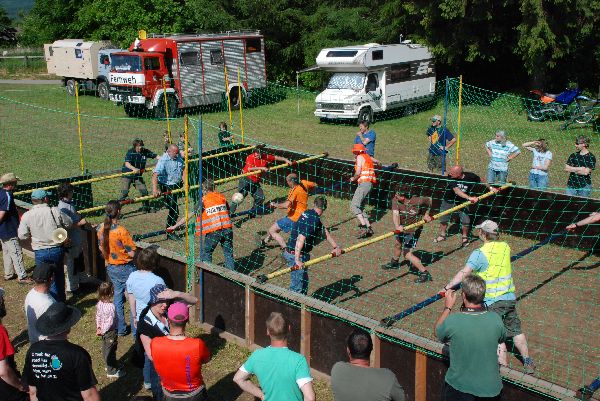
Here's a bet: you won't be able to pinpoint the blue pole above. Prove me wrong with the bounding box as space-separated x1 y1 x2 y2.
441 76 449 175
197 116 204 322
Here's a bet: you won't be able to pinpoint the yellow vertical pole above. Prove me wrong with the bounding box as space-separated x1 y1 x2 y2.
237 68 245 144
224 66 233 133
184 115 190 267
455 75 463 165
162 77 171 143
75 83 85 173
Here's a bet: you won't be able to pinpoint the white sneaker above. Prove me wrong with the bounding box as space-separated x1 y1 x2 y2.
107 370 126 379
144 382 152 390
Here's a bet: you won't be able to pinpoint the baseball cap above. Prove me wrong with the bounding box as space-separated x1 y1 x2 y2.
31 189 49 200
475 220 499 234
167 302 189 322
32 263 55 282
0 172 21 184
431 115 442 122
148 284 168 304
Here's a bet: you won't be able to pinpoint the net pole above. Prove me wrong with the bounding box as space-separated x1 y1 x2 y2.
224 66 233 138
197 114 204 321
237 67 245 144
184 115 190 290
75 83 84 174
441 76 449 175
257 184 510 283
455 75 463 165
162 78 171 143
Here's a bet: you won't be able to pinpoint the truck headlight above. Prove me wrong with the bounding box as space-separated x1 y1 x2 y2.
316 103 322 109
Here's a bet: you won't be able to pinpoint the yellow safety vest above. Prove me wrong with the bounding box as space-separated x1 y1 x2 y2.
476 241 515 300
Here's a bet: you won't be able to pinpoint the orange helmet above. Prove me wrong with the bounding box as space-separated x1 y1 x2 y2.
352 143 366 154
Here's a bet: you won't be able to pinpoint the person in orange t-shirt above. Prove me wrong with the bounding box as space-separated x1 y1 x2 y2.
259 174 316 250
151 302 211 401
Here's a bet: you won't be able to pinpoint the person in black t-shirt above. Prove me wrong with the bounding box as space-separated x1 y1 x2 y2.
23 302 99 401
434 165 498 247
565 136 596 198
120 138 159 212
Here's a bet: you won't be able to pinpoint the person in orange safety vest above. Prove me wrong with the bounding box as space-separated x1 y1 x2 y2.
349 144 379 239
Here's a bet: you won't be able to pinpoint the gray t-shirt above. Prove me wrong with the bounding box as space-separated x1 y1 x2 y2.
331 362 405 401
24 288 56 344
58 200 82 247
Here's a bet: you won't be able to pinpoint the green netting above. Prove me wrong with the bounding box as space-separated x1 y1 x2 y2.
0 79 598 396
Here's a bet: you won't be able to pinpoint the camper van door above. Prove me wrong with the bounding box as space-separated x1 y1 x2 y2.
365 72 383 111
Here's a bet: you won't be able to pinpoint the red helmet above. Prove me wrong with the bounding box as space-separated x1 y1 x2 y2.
352 144 366 154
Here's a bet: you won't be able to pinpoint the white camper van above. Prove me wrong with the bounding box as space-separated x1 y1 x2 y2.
313 42 435 123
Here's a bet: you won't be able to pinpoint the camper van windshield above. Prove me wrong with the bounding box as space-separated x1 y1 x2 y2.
327 73 365 90
111 55 142 72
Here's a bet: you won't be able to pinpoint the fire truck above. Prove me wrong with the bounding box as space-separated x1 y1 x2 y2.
108 31 267 117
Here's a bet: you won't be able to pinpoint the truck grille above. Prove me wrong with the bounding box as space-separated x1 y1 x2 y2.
321 103 345 111
110 86 143 95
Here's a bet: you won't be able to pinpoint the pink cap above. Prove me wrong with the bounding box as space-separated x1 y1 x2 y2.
167 302 189 322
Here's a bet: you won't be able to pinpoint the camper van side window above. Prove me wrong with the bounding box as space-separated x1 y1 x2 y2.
326 50 358 58
75 49 82 59
372 50 383 60
180 51 199 66
246 38 262 53
388 63 411 83
210 49 224 65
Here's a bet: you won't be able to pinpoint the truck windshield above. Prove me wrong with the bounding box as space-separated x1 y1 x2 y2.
327 73 365 90
111 55 142 72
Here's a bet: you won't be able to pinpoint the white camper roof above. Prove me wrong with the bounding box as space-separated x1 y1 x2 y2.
315 43 432 72
49 40 112 51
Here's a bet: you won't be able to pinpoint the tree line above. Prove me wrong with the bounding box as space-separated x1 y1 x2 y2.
2 0 599 93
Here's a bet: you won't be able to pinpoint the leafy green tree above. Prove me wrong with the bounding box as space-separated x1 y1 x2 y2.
19 0 81 45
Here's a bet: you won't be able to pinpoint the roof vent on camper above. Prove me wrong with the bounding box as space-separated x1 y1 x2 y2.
363 43 380 47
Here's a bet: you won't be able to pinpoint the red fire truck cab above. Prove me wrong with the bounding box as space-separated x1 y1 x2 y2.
108 31 267 117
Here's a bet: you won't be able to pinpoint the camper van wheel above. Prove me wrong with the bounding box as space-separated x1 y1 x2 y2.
155 95 178 119
97 82 109 100
358 107 373 124
66 79 77 96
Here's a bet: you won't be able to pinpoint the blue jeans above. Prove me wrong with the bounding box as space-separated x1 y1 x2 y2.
202 229 235 270
145 354 163 401
566 184 592 198
106 263 136 335
528 173 548 190
35 247 65 302
487 168 508 185
284 250 310 295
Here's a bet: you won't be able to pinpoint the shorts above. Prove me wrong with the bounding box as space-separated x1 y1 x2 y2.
395 228 422 251
427 153 443 171
276 216 294 233
437 200 471 225
487 300 522 337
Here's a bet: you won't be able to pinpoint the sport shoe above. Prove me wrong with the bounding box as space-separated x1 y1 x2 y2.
414 270 433 283
382 259 400 270
107 369 126 379
523 357 536 374
357 226 374 239
143 382 152 390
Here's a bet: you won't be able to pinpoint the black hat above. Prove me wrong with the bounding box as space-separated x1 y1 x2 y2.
32 263 54 282
36 302 82 337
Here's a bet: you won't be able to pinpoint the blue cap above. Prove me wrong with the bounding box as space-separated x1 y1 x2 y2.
31 189 49 200
148 284 168 304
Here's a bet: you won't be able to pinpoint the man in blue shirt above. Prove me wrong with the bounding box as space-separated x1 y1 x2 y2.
283 196 342 294
152 144 185 239
353 120 376 157
427 115 456 173
120 139 158 213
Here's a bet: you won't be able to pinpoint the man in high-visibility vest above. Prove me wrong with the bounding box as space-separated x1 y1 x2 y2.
168 179 234 270
349 144 379 239
442 220 535 374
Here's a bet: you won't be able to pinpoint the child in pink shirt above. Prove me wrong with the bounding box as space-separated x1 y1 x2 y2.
96 282 124 378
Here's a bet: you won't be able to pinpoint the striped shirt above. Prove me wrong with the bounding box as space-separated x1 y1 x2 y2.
96 300 116 335
486 140 520 172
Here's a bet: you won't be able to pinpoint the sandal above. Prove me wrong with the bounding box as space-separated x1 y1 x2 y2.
461 236 470 247
433 235 446 243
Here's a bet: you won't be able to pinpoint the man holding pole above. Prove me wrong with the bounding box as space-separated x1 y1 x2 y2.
426 115 456 173
350 144 379 239
382 183 434 283
152 144 185 240
442 220 535 374
284 196 342 295
120 138 159 213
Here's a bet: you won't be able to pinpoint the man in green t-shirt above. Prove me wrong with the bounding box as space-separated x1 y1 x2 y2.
435 274 506 400
233 312 314 401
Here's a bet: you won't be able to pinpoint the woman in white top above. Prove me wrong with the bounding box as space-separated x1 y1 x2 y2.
523 139 552 189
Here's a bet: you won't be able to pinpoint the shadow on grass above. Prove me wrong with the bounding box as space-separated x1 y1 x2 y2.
207 370 244 400
311 274 362 303
11 329 29 353
334 271 412 305
100 344 144 401
236 249 267 275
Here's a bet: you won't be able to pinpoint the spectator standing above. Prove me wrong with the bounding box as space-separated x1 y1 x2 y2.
234 312 315 401
229 147 292 216
522 139 552 190
443 220 535 374
260 173 316 250
23 302 100 401
96 200 136 337
485 130 520 184
350 143 379 238
57 182 89 296
0 287 29 401
565 135 596 197
152 144 185 238
24 263 56 344
0 172 32 284
331 329 405 401
120 138 159 213
382 183 433 283
284 196 341 295
426 115 456 173
176 132 194 159
217 122 234 148
96 282 124 378
18 189 73 302
151 302 211 401
354 120 377 157
435 274 506 401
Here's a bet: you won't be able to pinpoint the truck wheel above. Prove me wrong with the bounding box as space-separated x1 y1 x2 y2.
97 81 109 100
155 96 178 119
66 79 77 96
124 104 140 118
358 107 373 124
